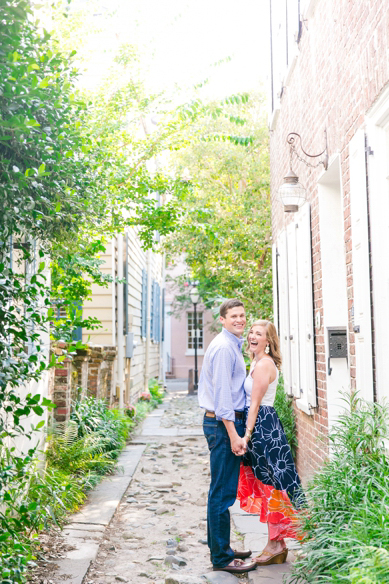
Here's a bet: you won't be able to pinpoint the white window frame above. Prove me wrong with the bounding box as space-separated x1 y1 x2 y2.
186 311 204 356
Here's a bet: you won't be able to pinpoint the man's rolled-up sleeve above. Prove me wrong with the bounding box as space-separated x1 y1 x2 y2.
212 347 235 421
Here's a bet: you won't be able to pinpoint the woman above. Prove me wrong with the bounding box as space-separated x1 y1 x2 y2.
237 320 303 565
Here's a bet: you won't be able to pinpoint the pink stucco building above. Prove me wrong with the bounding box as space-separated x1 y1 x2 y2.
163 263 218 380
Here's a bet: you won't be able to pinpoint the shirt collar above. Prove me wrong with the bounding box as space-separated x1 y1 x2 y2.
222 327 244 351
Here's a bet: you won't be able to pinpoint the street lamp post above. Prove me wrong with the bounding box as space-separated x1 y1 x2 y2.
189 286 200 392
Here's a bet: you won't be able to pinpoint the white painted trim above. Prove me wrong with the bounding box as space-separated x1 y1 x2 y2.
301 0 320 19
269 105 280 131
366 83 389 127
349 130 374 402
295 398 314 416
284 50 299 87
366 87 389 403
185 349 204 357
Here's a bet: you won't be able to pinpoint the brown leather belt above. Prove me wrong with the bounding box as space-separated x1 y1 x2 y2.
205 410 244 420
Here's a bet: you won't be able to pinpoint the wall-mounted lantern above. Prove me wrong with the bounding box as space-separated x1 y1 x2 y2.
278 130 329 213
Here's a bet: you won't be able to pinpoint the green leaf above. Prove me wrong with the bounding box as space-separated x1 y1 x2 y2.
38 77 50 88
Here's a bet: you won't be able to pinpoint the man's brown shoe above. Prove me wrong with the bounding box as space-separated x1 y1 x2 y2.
233 549 252 559
213 559 257 574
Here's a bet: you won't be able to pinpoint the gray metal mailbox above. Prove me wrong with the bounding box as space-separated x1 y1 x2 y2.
328 328 347 375
126 333 136 359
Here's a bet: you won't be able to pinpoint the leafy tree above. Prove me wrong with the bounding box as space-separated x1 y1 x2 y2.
165 92 272 322
0 2 186 580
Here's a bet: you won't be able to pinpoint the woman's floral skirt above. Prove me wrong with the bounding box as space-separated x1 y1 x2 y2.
237 405 303 541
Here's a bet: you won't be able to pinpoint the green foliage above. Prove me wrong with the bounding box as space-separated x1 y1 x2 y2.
0 3 262 581
148 377 165 405
273 375 298 459
0 393 158 584
46 398 134 480
0 4 187 578
290 393 389 584
165 92 272 322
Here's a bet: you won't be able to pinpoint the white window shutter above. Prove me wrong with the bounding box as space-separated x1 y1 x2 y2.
349 130 374 402
272 243 279 333
277 231 292 395
296 203 317 408
286 222 300 398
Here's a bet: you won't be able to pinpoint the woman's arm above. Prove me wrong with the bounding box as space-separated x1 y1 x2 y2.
244 361 273 443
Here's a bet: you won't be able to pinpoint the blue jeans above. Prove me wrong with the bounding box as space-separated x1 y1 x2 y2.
203 414 245 568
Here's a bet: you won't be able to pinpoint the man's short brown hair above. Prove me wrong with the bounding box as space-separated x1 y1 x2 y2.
219 298 245 318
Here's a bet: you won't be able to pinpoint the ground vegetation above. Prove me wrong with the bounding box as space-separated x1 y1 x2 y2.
291 393 389 584
274 375 298 460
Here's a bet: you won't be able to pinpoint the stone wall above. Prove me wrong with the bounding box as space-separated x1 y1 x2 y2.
50 343 117 422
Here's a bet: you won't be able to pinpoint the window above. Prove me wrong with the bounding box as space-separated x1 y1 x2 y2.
270 0 301 113
187 311 203 350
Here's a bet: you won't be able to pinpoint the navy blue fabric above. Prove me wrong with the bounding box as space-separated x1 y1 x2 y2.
203 415 245 568
242 405 302 507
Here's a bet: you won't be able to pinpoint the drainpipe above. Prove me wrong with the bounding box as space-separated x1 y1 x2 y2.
117 234 124 408
144 248 152 392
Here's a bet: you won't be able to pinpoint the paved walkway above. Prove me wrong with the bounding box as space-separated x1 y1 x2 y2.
31 382 298 584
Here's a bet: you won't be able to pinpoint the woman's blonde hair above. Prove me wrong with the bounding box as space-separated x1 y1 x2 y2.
246 320 282 370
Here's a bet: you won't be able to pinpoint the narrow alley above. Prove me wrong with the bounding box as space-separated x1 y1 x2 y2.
30 383 298 584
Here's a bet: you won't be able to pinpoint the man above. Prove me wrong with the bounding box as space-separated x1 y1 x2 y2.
198 299 257 574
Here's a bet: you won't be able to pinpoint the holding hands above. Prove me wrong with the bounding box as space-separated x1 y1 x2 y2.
231 435 247 456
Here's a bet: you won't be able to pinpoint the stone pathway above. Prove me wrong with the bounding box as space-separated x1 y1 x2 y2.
31 381 299 584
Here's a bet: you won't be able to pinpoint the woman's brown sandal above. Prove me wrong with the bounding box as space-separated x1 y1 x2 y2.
254 548 288 565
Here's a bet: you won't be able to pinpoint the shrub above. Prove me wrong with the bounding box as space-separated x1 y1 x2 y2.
46 398 135 485
148 377 165 405
274 374 298 459
290 392 389 584
124 404 136 418
139 391 151 401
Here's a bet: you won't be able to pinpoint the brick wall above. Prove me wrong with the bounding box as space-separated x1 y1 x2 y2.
270 0 389 482
50 343 117 422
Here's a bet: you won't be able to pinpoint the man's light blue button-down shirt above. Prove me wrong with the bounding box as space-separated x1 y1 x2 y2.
198 328 246 422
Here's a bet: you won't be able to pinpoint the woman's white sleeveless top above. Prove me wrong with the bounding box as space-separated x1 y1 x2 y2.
244 357 279 408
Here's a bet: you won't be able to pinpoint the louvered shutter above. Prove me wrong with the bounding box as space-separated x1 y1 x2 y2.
141 269 147 338
272 243 279 333
150 280 155 340
286 220 300 398
349 130 374 402
161 288 165 342
156 283 161 342
296 203 316 408
277 231 292 395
